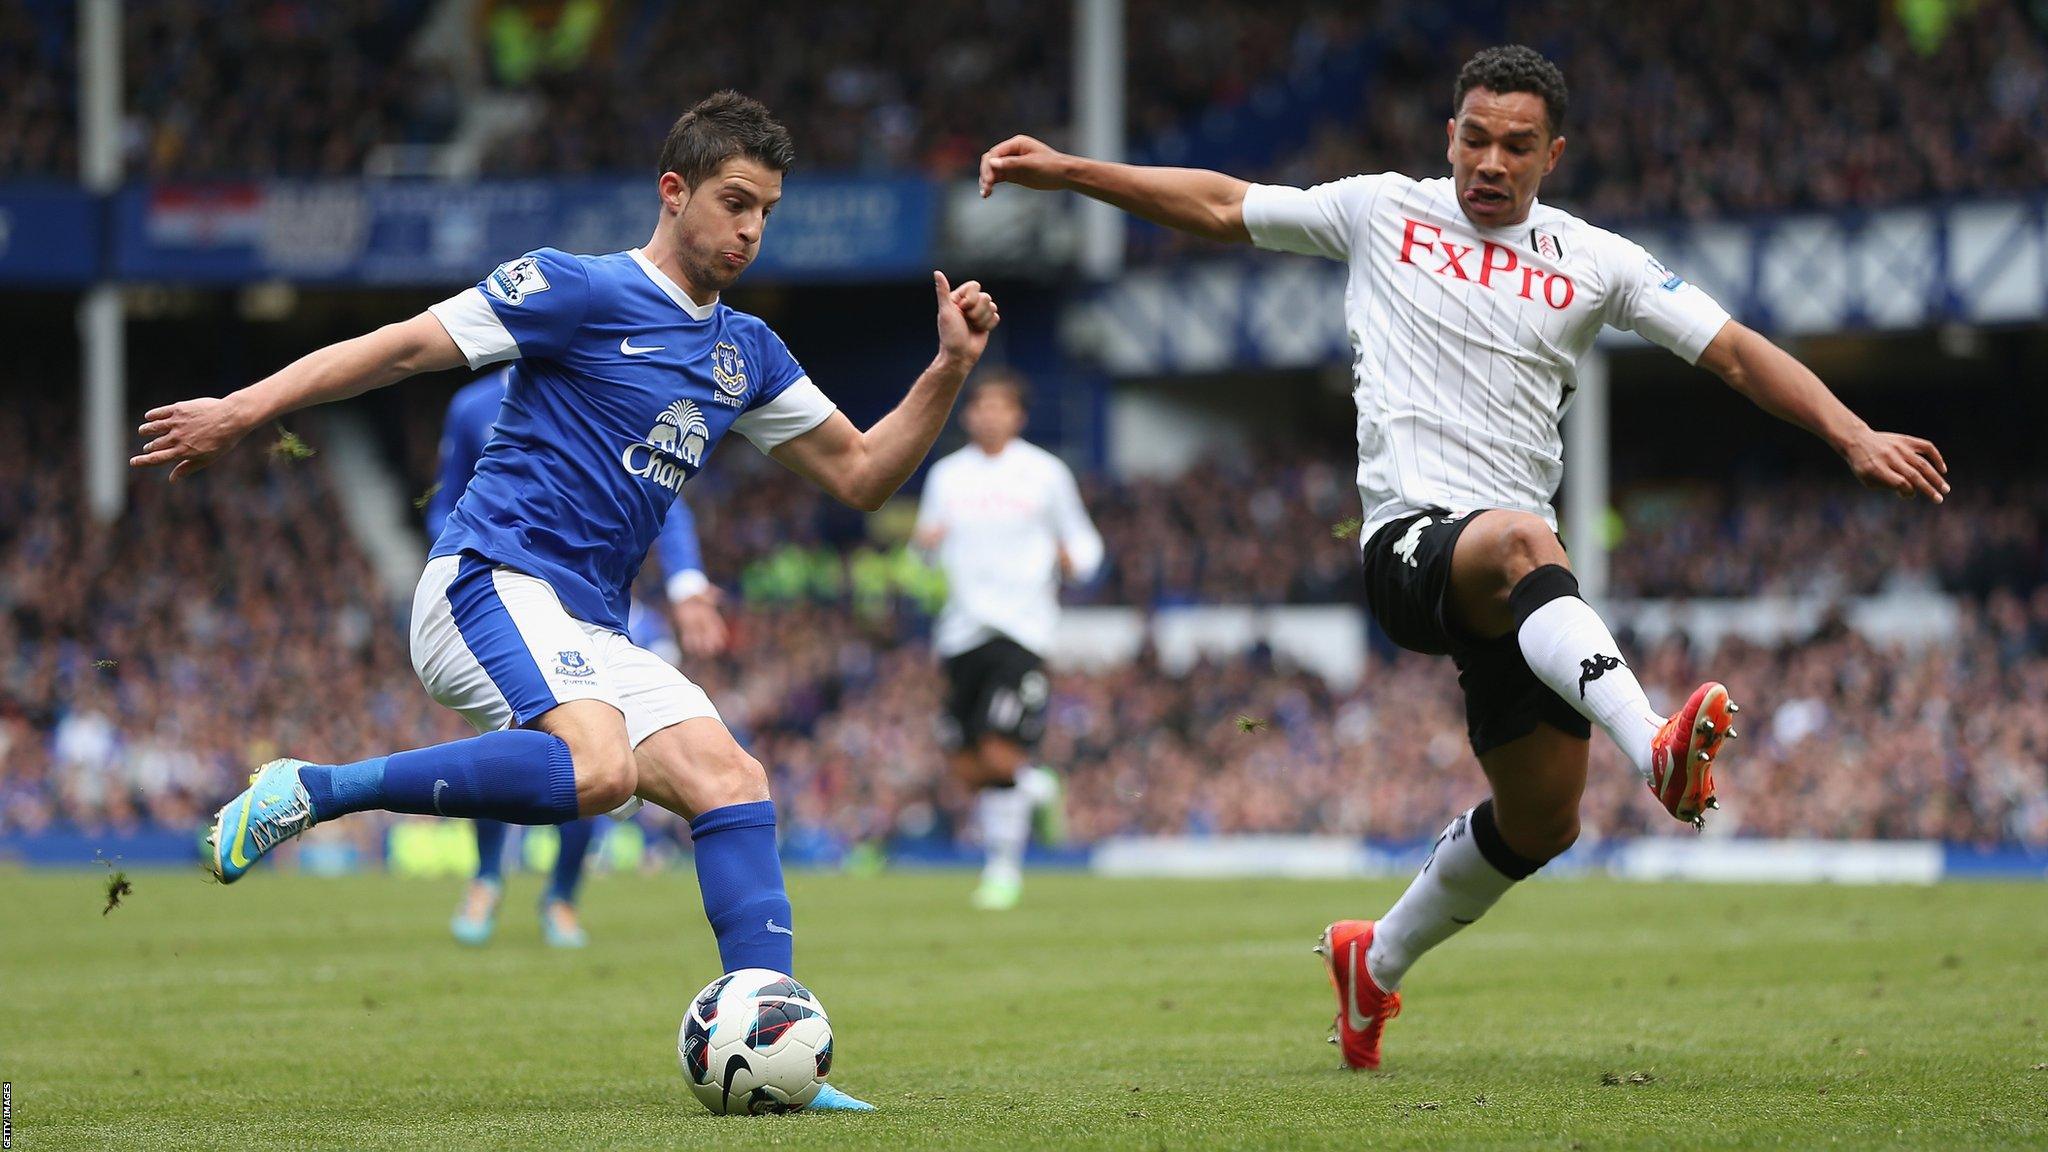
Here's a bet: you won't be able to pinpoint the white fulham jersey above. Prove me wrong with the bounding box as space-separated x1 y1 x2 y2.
1242 173 1731 541
915 440 1105 660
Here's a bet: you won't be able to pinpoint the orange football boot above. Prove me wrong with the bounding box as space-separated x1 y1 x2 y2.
1315 919 1401 1070
1649 681 1740 828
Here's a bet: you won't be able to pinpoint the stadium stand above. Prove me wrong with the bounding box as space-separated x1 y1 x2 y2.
5 387 2044 849
5 0 2041 217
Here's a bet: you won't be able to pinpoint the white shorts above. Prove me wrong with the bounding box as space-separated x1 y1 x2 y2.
410 555 719 747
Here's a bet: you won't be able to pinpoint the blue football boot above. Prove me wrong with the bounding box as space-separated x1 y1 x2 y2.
451 878 503 946
206 758 317 883
808 1083 877 1112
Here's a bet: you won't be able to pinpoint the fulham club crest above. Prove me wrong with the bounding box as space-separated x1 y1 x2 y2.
1532 229 1565 262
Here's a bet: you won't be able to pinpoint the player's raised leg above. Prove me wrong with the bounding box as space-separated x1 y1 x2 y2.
1449 509 1738 824
208 696 632 884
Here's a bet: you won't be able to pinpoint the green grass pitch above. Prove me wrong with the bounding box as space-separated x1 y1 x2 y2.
3 868 2044 1150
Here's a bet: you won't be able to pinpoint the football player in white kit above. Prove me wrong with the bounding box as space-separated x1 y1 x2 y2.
979 46 1948 1069
914 369 1103 910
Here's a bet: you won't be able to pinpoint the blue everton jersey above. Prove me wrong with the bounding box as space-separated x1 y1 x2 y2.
427 247 837 631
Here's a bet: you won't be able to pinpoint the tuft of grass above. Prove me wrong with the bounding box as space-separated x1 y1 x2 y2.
268 426 316 461
414 482 442 512
1234 714 1269 734
1330 517 1363 541
97 853 132 915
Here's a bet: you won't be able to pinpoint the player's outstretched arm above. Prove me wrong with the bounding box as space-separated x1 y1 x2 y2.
132 312 465 481
770 272 999 511
1696 320 1949 503
979 134 1252 245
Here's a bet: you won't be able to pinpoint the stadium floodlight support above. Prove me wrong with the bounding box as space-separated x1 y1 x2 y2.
1074 0 1125 278
79 0 125 523
1564 347 1611 602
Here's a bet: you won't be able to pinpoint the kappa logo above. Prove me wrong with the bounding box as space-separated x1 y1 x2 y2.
555 650 595 679
709 340 748 406
484 257 550 305
1393 516 1432 568
1578 653 1625 697
620 398 709 493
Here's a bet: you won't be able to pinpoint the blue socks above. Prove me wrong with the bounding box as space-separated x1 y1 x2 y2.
690 801 794 973
546 818 598 904
299 729 580 824
474 820 509 882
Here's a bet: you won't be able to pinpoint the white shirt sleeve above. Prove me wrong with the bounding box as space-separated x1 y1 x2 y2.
1050 460 1104 583
913 459 951 540
731 377 838 452
664 568 711 603
1601 235 1732 365
428 287 520 369
1241 175 1383 262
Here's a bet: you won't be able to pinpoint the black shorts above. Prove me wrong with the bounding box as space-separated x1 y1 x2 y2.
939 636 1049 750
1360 508 1592 757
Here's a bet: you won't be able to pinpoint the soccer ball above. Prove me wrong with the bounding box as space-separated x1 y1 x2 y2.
678 968 834 1115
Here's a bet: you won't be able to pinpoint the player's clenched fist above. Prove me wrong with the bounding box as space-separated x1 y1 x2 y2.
934 271 999 364
131 396 256 481
978 135 1072 197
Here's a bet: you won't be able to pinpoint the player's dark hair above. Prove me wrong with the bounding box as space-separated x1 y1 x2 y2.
1454 45 1569 136
658 90 796 186
968 366 1031 411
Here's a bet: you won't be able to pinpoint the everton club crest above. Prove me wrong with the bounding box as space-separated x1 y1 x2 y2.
710 341 748 405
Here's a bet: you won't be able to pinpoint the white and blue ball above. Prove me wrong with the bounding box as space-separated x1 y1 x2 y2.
678 968 834 1115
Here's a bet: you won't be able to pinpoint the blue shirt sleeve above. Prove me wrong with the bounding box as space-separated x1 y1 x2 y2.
423 375 506 537
745 322 808 410
652 495 704 582
477 248 591 361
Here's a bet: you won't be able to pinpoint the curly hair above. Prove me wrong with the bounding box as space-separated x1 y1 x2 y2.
1453 45 1569 136
657 90 796 185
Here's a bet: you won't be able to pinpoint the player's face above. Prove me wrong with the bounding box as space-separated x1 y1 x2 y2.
963 385 1026 449
667 157 784 294
1445 89 1565 228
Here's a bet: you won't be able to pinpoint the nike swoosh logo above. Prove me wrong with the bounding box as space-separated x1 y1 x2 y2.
227 800 254 869
1345 940 1375 1031
432 779 449 816
720 1053 751 1112
765 919 794 937
620 337 665 355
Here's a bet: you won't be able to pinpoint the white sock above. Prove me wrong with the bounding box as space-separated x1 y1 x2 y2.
1516 593 1662 778
1015 765 1059 807
976 785 1031 887
1366 803 1534 991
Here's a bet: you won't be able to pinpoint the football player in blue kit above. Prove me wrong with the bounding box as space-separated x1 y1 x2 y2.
426 371 730 949
132 92 999 1112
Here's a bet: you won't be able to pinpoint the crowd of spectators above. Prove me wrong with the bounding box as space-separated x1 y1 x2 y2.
6 0 2043 225
1269 0 2048 222
683 599 2048 850
4 389 2046 850
0 403 466 837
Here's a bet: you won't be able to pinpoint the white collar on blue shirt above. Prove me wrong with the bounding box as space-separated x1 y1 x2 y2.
629 248 719 322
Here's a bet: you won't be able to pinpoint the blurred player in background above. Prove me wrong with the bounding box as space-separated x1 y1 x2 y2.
979 45 1947 1069
426 370 730 949
134 91 1000 1111
913 368 1103 911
